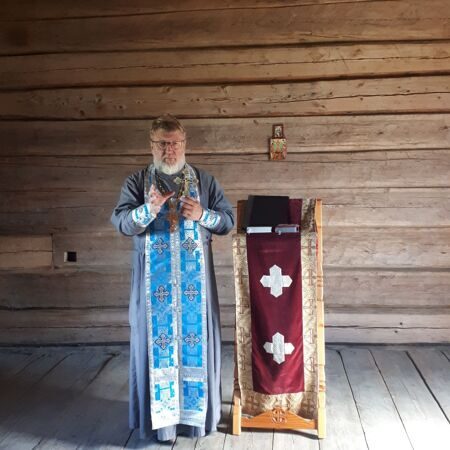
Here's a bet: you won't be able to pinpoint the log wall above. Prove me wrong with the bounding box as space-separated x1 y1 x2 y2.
0 0 449 344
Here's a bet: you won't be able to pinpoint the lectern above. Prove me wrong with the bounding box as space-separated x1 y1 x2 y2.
231 198 325 438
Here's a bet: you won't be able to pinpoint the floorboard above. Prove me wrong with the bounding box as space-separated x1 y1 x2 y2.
0 345 448 450
273 429 319 450
340 348 412 450
372 349 449 450
443 349 450 362
407 348 450 422
0 350 67 425
223 429 274 450
35 351 130 449
319 349 367 450
0 348 40 379
124 430 169 450
0 349 114 449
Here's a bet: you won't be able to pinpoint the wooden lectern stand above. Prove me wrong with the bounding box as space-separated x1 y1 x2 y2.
231 199 325 439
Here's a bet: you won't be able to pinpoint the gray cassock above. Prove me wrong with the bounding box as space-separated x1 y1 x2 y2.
111 164 234 441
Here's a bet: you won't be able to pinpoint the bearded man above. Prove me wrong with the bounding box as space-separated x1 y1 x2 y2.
111 114 234 441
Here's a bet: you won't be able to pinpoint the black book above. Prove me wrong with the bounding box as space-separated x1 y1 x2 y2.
243 195 290 230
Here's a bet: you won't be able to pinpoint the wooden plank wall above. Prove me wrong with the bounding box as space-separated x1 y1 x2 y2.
0 0 449 344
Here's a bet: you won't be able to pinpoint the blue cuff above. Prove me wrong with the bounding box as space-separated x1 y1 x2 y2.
198 208 221 230
132 203 156 227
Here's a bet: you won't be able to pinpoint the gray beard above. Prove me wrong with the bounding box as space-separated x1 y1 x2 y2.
153 156 186 175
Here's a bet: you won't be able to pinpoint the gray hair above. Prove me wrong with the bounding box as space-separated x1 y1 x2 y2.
150 114 186 137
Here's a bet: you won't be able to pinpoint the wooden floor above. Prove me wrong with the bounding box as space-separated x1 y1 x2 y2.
0 345 448 450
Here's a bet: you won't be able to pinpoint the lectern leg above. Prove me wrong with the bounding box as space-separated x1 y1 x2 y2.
317 389 326 438
232 395 242 435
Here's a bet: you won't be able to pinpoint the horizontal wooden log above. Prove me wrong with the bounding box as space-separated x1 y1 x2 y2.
228 188 450 228
0 306 447 344
221 327 235 343
2 114 450 156
0 194 113 234
322 269 450 308
1 268 449 309
0 269 131 309
203 151 450 191
0 327 130 345
1 1 449 55
4 304 449 330
325 328 450 344
1 187 449 234
326 306 450 343
0 1 380 20
5 324 447 345
326 307 450 329
0 235 52 254
0 307 128 328
0 235 52 270
1 151 449 194
52 232 132 268
49 226 450 269
2 76 449 119
2 42 450 89
322 228 450 269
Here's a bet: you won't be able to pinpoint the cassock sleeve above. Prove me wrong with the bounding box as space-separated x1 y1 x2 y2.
111 171 156 236
199 176 234 235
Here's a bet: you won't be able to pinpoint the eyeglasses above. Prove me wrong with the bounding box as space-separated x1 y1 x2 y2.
151 140 185 150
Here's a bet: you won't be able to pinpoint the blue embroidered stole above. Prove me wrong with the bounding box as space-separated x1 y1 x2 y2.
144 164 208 429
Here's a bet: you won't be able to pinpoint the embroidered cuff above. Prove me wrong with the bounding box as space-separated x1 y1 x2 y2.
131 203 156 227
199 208 221 230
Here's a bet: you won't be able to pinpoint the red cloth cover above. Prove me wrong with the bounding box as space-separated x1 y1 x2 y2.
246 200 304 394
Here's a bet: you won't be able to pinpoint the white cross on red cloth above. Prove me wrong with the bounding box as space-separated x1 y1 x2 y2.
260 264 292 298
263 332 295 364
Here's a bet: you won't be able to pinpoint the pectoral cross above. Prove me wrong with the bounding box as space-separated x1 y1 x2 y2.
168 199 178 232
